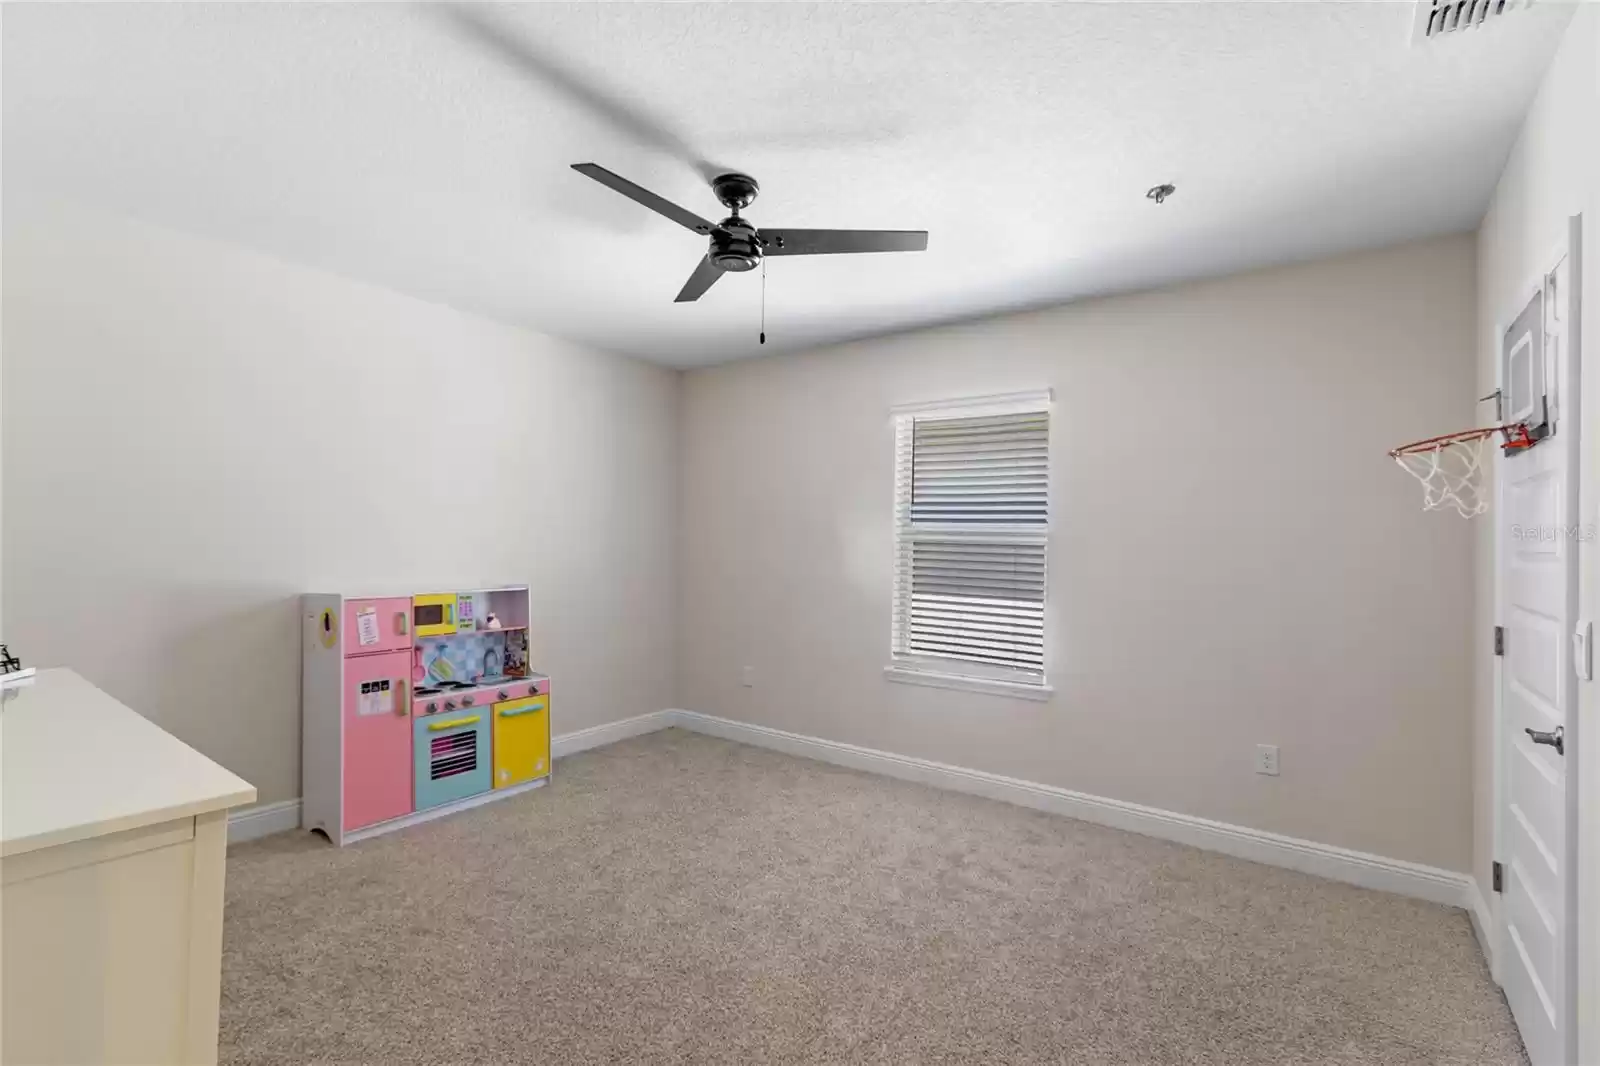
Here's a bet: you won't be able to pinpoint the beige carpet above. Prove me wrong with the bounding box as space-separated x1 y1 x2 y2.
222 728 1523 1065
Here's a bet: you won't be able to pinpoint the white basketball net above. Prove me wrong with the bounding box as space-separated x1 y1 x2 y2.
1391 432 1493 518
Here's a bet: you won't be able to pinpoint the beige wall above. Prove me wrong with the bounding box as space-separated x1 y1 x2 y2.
1472 3 1600 1053
680 235 1478 872
1 200 679 806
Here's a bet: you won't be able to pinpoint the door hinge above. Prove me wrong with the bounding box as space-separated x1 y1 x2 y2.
1494 626 1505 656
1492 861 1504 893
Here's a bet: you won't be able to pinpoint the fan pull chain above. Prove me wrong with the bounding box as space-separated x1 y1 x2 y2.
759 257 767 345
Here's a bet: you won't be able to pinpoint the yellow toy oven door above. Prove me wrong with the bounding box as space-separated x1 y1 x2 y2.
412 594 457 637
492 696 550 788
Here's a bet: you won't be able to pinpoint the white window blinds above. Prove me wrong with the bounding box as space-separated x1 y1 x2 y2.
892 396 1050 686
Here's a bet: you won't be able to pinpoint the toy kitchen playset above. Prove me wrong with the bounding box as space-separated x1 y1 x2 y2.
301 586 550 845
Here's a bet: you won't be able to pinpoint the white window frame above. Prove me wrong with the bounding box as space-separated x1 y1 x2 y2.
885 389 1053 701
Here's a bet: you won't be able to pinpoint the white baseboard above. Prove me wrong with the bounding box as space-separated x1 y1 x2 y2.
665 709 1476 911
227 798 302 845
1468 877 1499 980
229 710 674 846
552 709 674 758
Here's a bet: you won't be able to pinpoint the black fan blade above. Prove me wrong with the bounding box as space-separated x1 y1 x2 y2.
760 229 929 256
674 256 724 303
442 7 726 182
571 164 717 235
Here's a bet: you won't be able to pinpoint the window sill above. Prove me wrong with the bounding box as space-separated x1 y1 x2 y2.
883 665 1054 702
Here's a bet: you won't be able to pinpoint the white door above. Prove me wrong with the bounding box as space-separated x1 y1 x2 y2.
1499 233 1580 1066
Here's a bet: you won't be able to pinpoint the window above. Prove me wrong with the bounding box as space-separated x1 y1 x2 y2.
888 391 1051 698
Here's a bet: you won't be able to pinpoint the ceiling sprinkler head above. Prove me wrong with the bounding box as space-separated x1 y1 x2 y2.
1146 183 1176 205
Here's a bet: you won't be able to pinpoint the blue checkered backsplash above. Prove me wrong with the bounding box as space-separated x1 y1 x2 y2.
418 630 512 686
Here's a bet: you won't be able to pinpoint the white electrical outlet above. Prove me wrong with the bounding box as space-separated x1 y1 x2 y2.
1255 744 1280 776
740 666 755 688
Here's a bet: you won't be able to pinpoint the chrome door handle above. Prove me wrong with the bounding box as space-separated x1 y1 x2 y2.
1525 725 1565 755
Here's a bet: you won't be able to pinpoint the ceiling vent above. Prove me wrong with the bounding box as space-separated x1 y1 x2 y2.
1412 0 1535 44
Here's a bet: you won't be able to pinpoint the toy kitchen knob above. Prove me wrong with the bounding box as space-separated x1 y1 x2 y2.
462 695 474 707
498 690 509 701
444 700 457 712
528 685 538 696
426 702 438 714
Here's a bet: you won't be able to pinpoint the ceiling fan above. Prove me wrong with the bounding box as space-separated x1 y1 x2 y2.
571 164 928 302
439 7 928 304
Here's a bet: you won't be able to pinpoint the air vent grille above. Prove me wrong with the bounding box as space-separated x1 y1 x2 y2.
1412 0 1533 43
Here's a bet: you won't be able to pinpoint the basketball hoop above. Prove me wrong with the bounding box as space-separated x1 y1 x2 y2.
1389 423 1534 518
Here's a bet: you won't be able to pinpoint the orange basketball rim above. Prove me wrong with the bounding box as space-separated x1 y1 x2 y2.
1388 423 1534 518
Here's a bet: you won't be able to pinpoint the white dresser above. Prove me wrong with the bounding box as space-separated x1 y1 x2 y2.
0 669 256 1066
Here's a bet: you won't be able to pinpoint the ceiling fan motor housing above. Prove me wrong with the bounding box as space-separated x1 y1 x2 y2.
711 218 761 272
711 172 760 211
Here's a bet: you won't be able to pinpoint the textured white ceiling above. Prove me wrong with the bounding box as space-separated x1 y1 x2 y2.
1 2 1573 367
